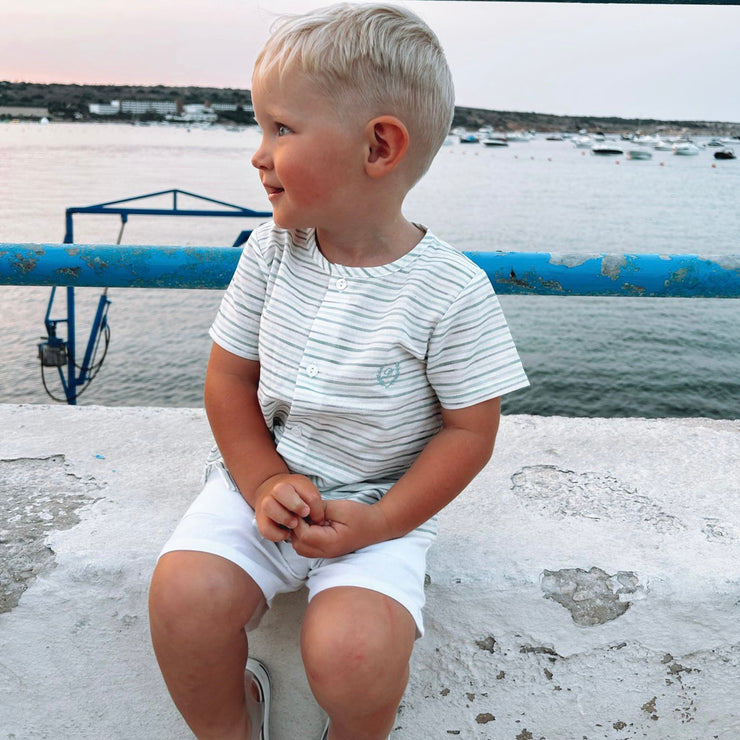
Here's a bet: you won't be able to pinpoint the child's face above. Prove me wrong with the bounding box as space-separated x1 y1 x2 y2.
251 66 367 232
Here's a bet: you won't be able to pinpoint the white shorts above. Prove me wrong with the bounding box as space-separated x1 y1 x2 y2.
159 467 434 636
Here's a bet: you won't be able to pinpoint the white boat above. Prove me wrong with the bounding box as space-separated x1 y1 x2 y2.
572 135 593 149
653 140 674 151
633 134 657 145
482 136 508 147
673 141 700 156
506 130 533 142
627 150 653 161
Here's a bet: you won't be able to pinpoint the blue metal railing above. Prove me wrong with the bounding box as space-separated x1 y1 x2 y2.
1 243 739 298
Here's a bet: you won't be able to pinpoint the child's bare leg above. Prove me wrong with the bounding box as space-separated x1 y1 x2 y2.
301 587 416 740
149 551 265 740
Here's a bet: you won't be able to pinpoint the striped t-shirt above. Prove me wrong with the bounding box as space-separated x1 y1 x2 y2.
209 223 528 521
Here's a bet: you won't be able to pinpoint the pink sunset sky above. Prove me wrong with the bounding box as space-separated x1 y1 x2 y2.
2 0 739 122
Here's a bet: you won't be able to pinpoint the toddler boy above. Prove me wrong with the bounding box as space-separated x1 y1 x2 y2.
149 4 528 739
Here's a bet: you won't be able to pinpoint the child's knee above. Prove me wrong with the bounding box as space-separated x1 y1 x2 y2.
149 551 257 629
301 591 414 700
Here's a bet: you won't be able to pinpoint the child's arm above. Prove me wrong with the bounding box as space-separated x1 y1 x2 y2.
377 396 500 537
290 397 500 557
204 343 324 540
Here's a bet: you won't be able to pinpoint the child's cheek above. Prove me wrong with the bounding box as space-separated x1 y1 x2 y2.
283 165 328 207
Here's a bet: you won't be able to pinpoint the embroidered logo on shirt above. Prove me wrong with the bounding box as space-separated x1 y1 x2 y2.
376 363 400 388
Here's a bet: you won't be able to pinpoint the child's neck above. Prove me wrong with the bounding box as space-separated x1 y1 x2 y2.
315 217 425 268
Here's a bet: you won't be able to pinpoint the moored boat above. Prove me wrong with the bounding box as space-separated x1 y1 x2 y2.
627 149 653 160
572 135 593 149
482 136 508 147
591 143 624 156
714 148 736 160
673 141 700 156
506 130 533 142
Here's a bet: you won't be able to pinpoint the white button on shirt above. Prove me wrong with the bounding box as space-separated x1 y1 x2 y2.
335 278 348 291
306 364 319 377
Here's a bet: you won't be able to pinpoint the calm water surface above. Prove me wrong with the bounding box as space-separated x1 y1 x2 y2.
1 122 738 417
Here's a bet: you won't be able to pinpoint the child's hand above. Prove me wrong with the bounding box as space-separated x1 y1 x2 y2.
289 499 393 559
254 473 324 542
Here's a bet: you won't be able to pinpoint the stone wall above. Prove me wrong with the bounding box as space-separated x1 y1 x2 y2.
0 404 737 739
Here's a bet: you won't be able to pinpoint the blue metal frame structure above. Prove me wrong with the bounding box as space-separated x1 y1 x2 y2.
38 189 271 404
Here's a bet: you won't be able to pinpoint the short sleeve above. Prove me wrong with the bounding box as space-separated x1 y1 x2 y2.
426 271 529 409
208 234 269 360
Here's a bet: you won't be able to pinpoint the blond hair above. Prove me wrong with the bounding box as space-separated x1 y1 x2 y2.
254 2 455 183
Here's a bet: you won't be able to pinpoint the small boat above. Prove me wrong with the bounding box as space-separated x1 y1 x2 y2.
482 137 508 147
706 138 724 147
627 150 653 161
673 141 700 156
572 135 593 149
545 133 564 141
506 130 533 142
714 148 736 160
591 143 624 156
653 140 674 151
458 133 479 144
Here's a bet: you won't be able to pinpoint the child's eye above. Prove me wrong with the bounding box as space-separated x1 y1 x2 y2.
277 124 291 136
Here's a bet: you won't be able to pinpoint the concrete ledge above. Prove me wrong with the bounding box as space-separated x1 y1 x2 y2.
0 404 738 739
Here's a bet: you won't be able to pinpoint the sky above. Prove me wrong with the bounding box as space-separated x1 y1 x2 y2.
2 0 739 123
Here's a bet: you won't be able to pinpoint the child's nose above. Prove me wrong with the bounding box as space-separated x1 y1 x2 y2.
251 140 271 170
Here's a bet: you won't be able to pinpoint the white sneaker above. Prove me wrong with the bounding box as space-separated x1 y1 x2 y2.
245 658 271 740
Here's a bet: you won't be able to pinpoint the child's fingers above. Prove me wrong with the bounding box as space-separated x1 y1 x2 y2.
289 477 325 524
261 494 301 529
271 479 312 518
255 513 294 542
290 518 340 558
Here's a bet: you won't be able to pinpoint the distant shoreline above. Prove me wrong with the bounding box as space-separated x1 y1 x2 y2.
2 80 738 136
451 106 740 138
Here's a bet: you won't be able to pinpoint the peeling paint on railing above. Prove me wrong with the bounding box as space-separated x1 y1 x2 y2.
1 243 739 297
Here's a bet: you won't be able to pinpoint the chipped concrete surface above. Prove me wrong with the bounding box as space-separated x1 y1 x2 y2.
0 454 102 612
0 405 738 739
540 567 643 626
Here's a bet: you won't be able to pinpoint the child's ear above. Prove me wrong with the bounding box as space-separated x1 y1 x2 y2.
364 116 409 178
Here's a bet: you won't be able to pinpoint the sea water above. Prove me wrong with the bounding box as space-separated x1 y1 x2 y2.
1 122 738 417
